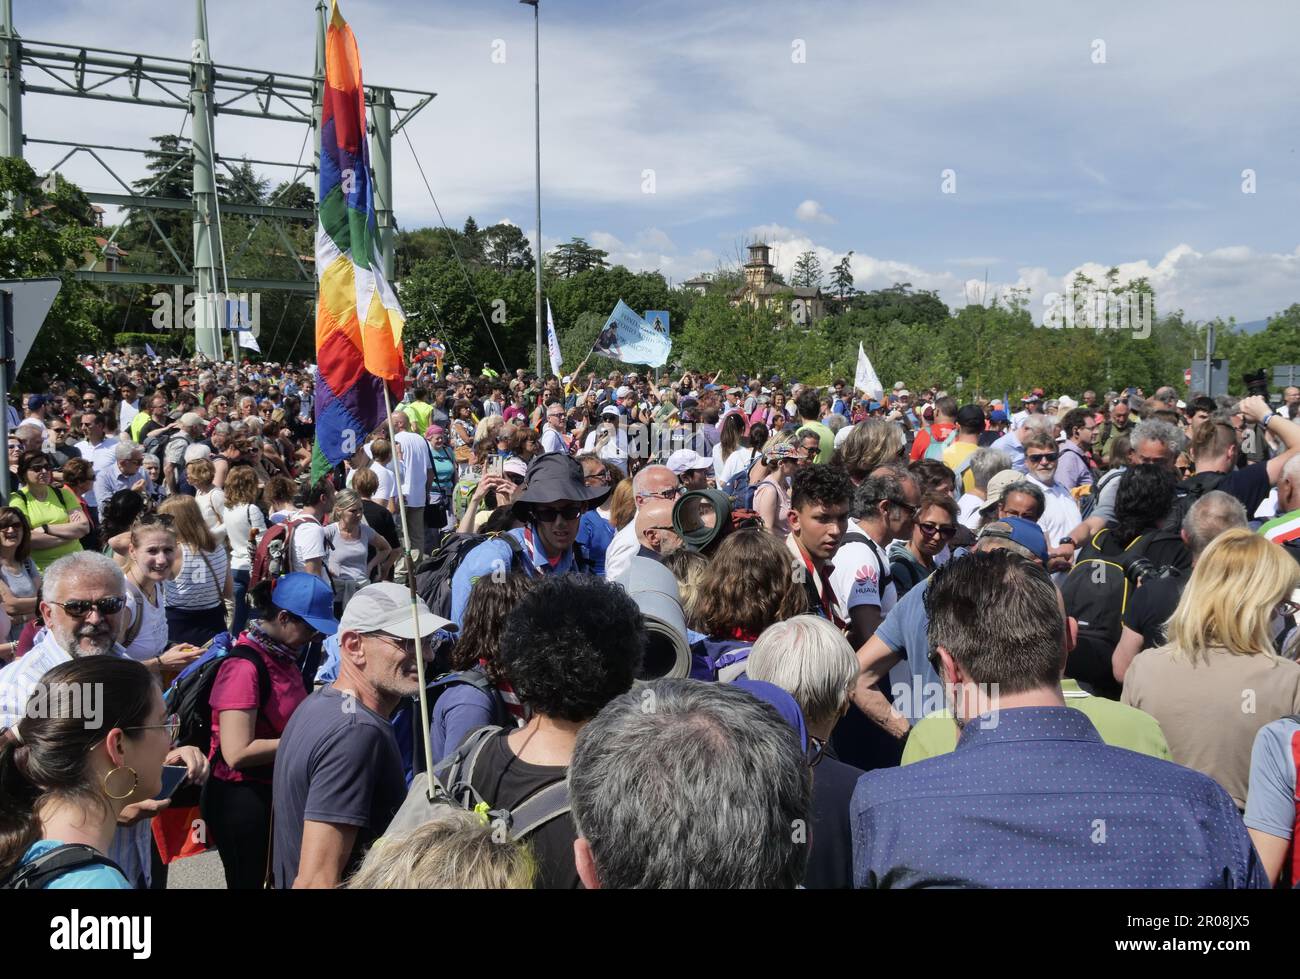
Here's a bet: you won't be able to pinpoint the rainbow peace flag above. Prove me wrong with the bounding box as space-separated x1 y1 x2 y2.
312 0 405 481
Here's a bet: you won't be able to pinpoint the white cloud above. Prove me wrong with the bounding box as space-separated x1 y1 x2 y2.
795 200 834 224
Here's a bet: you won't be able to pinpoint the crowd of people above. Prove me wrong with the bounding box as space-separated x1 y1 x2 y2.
1 347 1299 888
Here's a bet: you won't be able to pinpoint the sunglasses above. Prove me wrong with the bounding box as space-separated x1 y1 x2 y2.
1027 452 1059 464
505 473 525 486
888 500 919 519
533 504 583 522
917 521 957 539
50 596 128 617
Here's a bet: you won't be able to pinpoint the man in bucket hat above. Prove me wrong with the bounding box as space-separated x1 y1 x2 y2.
448 453 610 627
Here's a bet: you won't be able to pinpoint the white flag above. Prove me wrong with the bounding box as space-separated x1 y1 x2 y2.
854 342 883 400
546 299 563 377
238 330 261 353
145 342 158 360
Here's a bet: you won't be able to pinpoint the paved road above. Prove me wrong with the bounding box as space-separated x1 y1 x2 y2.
165 851 226 889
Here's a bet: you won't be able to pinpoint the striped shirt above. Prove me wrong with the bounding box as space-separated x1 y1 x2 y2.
0 630 153 887
164 545 228 610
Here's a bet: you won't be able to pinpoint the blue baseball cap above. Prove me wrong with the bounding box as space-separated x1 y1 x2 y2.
269 572 339 635
989 409 1008 423
977 517 1049 564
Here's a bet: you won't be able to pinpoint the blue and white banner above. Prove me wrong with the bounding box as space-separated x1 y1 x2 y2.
644 310 670 337
546 298 563 378
592 299 672 368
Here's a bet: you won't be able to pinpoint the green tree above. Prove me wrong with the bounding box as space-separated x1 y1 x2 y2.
0 159 109 383
483 222 534 272
830 252 855 299
545 237 609 278
791 249 822 289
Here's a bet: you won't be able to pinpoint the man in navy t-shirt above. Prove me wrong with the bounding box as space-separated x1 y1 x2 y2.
272 583 451 888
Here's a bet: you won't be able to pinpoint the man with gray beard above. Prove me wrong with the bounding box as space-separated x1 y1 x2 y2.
0 552 208 887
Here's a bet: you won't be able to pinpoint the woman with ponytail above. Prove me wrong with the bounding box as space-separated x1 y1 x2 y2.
0 656 172 888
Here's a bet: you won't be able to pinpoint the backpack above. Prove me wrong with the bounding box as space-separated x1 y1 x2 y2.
162 634 271 765
723 466 758 510
923 427 958 461
413 531 526 619
0 844 125 890
384 725 571 844
406 668 515 777
248 516 311 594
1060 529 1176 700
1169 471 1227 527
1077 465 1123 521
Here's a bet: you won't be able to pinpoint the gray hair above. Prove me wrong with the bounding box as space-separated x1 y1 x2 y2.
969 448 1011 492
113 441 142 462
43 551 125 605
824 413 847 433
140 453 161 469
1182 490 1247 558
852 466 914 519
747 616 858 728
213 422 231 437
569 678 811 889
1021 414 1055 437
1131 418 1184 455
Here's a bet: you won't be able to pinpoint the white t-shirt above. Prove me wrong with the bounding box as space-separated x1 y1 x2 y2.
288 512 330 586
347 463 397 504
196 488 226 541
392 430 430 508
956 492 985 531
829 519 898 621
583 425 629 466
224 502 267 572
604 521 640 582
540 427 568 456
714 445 755 486
1025 473 1082 547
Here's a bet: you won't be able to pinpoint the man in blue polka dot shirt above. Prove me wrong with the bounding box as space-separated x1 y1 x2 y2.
850 549 1267 889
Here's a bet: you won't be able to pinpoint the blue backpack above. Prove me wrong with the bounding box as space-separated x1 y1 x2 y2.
723 467 758 510
163 632 270 763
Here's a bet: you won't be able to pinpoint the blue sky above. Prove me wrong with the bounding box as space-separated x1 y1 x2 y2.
18 0 1300 323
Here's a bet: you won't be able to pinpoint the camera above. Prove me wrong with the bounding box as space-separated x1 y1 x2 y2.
1120 553 1180 587
1243 369 1270 399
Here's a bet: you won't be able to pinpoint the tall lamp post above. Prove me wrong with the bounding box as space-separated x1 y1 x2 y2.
520 0 543 379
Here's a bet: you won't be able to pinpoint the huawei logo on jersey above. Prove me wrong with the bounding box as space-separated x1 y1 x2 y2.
854 564 879 585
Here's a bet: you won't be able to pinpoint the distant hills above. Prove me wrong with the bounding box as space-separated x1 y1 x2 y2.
1236 319 1270 334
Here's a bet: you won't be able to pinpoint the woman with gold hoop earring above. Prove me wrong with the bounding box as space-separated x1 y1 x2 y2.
0 656 173 888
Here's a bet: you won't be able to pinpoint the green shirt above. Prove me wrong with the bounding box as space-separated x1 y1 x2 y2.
900 679 1172 765
402 400 434 434
799 420 835 464
11 486 85 571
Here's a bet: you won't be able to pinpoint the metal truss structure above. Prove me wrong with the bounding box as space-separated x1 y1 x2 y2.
0 0 434 361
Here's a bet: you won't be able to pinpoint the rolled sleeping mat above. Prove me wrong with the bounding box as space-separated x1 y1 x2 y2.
610 555 692 679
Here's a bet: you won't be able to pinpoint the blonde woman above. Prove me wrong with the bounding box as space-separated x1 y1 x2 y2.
1122 529 1300 809
346 808 535 889
835 418 906 484
119 512 204 676
159 495 233 647
188 457 226 543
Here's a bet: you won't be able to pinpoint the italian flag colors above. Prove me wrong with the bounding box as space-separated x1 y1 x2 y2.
312 0 405 481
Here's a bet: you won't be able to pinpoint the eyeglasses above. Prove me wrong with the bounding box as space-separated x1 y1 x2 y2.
124 715 180 743
583 472 610 485
533 504 583 522
888 500 919 519
370 632 419 657
917 521 957 539
50 596 128 617
504 473 525 486
639 486 681 501
25 463 49 473
1026 452 1059 464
